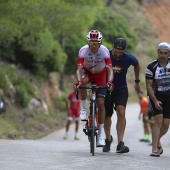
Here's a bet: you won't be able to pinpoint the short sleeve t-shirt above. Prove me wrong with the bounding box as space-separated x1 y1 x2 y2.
109 51 138 89
145 58 170 94
139 97 149 115
67 92 80 110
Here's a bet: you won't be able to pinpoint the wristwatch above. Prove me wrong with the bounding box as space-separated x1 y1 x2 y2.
135 79 140 83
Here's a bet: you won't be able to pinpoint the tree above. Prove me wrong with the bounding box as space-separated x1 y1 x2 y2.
93 9 137 53
0 0 105 81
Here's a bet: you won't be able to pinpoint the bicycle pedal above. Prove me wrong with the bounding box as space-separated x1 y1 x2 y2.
81 119 88 122
96 145 104 147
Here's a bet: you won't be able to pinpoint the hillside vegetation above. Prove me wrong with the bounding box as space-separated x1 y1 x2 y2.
0 0 169 139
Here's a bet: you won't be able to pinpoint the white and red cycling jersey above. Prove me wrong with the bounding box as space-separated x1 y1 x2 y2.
77 45 112 74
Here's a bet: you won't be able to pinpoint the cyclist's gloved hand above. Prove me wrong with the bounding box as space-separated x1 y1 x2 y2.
107 81 114 92
73 81 82 89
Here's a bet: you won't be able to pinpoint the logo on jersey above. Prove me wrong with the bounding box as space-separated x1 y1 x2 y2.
113 66 122 73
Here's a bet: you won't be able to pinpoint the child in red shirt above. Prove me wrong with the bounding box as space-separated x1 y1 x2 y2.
63 90 80 140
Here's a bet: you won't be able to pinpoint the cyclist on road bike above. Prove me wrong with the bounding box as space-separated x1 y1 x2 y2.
75 30 114 146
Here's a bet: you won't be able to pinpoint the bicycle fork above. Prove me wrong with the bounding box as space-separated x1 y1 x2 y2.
83 100 99 137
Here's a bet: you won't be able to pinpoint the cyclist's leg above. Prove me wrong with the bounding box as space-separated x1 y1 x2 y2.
79 70 89 119
95 80 107 127
96 97 105 124
96 97 105 146
93 70 107 126
92 71 107 146
79 72 89 101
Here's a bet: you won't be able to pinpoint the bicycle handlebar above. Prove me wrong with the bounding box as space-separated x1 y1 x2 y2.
79 85 108 90
75 85 109 100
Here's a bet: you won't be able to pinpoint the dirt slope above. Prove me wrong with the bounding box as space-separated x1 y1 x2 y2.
144 0 170 43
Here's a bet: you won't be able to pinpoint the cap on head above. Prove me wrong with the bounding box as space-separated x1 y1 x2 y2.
113 38 126 50
157 42 170 51
87 30 103 43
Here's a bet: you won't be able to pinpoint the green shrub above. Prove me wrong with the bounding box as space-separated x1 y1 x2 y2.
93 9 137 53
16 84 30 107
0 117 20 139
0 68 9 92
17 77 35 96
55 94 67 111
0 64 36 106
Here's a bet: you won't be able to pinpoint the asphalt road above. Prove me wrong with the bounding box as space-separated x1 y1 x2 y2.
0 103 170 170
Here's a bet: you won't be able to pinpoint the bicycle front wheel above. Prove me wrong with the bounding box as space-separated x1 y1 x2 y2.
90 102 95 156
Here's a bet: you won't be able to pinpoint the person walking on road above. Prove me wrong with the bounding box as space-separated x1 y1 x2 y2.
103 38 140 153
137 91 151 143
146 101 155 145
145 42 170 157
74 30 114 147
63 90 81 140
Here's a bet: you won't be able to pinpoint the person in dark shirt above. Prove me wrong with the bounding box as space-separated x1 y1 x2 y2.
103 38 140 153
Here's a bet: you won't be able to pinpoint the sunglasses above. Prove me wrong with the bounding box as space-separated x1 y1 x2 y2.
88 42 100 46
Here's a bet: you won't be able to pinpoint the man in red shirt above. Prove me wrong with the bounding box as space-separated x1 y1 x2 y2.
75 30 114 146
63 90 80 140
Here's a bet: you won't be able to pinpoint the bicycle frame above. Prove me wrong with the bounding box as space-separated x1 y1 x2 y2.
76 80 107 156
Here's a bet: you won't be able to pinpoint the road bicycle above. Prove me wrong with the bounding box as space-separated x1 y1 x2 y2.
76 79 108 156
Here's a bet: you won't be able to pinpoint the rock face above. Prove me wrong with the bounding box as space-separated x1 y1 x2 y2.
144 0 170 42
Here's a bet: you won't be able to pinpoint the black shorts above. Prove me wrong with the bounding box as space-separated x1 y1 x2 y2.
105 88 128 117
149 93 170 119
147 110 154 120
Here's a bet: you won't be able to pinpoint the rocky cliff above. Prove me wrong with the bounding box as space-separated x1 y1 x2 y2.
144 0 170 43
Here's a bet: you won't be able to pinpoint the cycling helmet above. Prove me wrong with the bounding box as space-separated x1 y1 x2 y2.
87 30 103 43
113 38 126 50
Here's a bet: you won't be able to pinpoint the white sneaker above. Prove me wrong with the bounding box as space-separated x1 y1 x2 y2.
97 133 105 147
79 109 87 120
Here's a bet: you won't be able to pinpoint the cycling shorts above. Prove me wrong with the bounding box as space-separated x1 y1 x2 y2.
82 70 107 98
150 93 170 119
67 108 80 121
105 88 128 117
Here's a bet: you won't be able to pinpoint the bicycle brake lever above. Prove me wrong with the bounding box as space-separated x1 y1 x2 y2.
107 91 111 101
75 82 79 100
